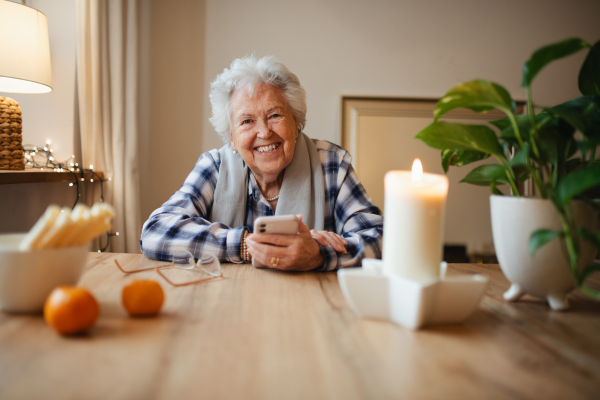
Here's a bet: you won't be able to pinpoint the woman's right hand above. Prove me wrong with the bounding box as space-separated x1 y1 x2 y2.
310 230 347 254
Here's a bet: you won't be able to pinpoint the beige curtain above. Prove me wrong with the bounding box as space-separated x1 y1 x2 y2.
76 0 141 253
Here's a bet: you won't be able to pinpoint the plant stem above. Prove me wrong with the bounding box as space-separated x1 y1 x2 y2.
525 87 542 161
557 202 580 285
506 112 525 149
531 166 547 197
498 159 520 196
521 88 549 197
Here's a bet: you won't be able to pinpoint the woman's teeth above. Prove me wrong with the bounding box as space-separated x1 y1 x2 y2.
256 143 280 153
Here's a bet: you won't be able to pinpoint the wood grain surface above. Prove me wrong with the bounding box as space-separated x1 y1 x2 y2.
1 253 599 400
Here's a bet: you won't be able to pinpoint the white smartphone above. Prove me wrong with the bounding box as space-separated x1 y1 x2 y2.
251 215 299 268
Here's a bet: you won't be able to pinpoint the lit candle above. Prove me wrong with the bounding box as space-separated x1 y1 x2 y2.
383 159 449 281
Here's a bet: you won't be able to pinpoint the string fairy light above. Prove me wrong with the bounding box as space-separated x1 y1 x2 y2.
22 141 119 252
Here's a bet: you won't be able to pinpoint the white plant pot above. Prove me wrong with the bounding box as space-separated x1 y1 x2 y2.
490 195 598 310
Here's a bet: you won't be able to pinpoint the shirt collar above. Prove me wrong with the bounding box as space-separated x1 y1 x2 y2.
248 172 274 208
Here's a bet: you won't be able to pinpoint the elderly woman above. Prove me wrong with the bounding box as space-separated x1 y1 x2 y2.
141 56 383 271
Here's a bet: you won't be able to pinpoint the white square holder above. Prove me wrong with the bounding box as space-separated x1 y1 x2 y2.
337 259 489 329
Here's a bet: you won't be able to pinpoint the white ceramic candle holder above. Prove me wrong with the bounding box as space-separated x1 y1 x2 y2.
337 259 489 329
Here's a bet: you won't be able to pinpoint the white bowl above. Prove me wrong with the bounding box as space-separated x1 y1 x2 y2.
0 233 89 313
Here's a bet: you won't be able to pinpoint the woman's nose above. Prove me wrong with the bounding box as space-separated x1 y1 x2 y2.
256 118 271 139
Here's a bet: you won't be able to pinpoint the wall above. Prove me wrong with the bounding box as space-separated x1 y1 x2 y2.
203 0 600 152
138 0 205 224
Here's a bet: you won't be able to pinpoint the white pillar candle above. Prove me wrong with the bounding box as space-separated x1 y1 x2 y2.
383 159 449 281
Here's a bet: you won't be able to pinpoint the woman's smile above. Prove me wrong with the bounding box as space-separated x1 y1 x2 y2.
255 143 281 154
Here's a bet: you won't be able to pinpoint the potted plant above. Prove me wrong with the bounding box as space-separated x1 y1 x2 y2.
415 38 600 310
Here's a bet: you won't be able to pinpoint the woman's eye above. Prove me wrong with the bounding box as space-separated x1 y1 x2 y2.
270 114 280 119
242 119 252 125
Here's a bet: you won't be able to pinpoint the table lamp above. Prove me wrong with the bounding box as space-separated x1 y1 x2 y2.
0 0 52 170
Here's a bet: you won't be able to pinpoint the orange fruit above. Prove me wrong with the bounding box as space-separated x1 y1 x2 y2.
44 286 100 335
122 280 164 317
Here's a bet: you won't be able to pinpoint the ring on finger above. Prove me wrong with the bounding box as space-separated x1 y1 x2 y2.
271 256 279 267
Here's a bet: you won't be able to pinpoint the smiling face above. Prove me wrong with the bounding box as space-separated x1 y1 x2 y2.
229 83 298 187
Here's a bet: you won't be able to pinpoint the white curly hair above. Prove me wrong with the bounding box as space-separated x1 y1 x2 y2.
209 55 307 144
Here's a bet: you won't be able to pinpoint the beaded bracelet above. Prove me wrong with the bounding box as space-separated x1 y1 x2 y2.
241 229 251 262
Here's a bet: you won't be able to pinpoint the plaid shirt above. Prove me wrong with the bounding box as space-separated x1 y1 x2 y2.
140 139 383 271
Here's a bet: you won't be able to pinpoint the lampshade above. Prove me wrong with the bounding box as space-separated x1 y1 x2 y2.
0 1 52 94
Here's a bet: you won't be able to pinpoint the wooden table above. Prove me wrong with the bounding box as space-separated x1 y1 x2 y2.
1 253 599 400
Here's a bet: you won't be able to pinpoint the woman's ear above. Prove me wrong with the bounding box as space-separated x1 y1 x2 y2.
229 137 237 154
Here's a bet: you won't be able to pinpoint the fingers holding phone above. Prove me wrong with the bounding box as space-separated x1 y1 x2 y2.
246 215 323 271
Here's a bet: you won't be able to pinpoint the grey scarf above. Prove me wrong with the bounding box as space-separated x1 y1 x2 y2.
210 132 325 231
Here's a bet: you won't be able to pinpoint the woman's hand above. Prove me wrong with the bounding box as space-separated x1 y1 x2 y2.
246 216 324 271
310 230 347 254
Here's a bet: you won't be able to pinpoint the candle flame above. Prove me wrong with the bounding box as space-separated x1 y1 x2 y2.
412 159 423 182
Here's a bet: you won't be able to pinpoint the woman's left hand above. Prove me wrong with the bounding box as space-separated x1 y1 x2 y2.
246 216 324 271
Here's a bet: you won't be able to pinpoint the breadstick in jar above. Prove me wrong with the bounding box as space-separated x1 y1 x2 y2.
58 204 91 247
37 208 74 249
19 205 61 250
75 203 115 245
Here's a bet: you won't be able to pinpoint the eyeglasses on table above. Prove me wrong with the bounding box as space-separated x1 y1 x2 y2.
114 251 223 287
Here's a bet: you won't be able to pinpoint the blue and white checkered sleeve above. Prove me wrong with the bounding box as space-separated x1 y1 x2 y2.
317 150 383 271
140 150 246 264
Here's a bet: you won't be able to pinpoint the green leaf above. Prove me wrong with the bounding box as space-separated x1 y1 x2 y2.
441 148 490 173
579 263 600 288
509 143 530 167
441 149 452 173
529 229 564 256
522 38 590 87
489 117 511 131
534 112 578 166
556 162 600 205
492 112 577 166
434 80 515 119
491 114 536 145
579 40 600 96
547 96 600 139
460 164 508 186
415 121 503 156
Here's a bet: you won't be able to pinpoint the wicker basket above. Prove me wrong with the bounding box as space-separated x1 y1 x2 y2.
0 96 24 170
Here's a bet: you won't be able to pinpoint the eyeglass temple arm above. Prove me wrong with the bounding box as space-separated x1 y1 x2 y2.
155 268 222 287
114 258 171 274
